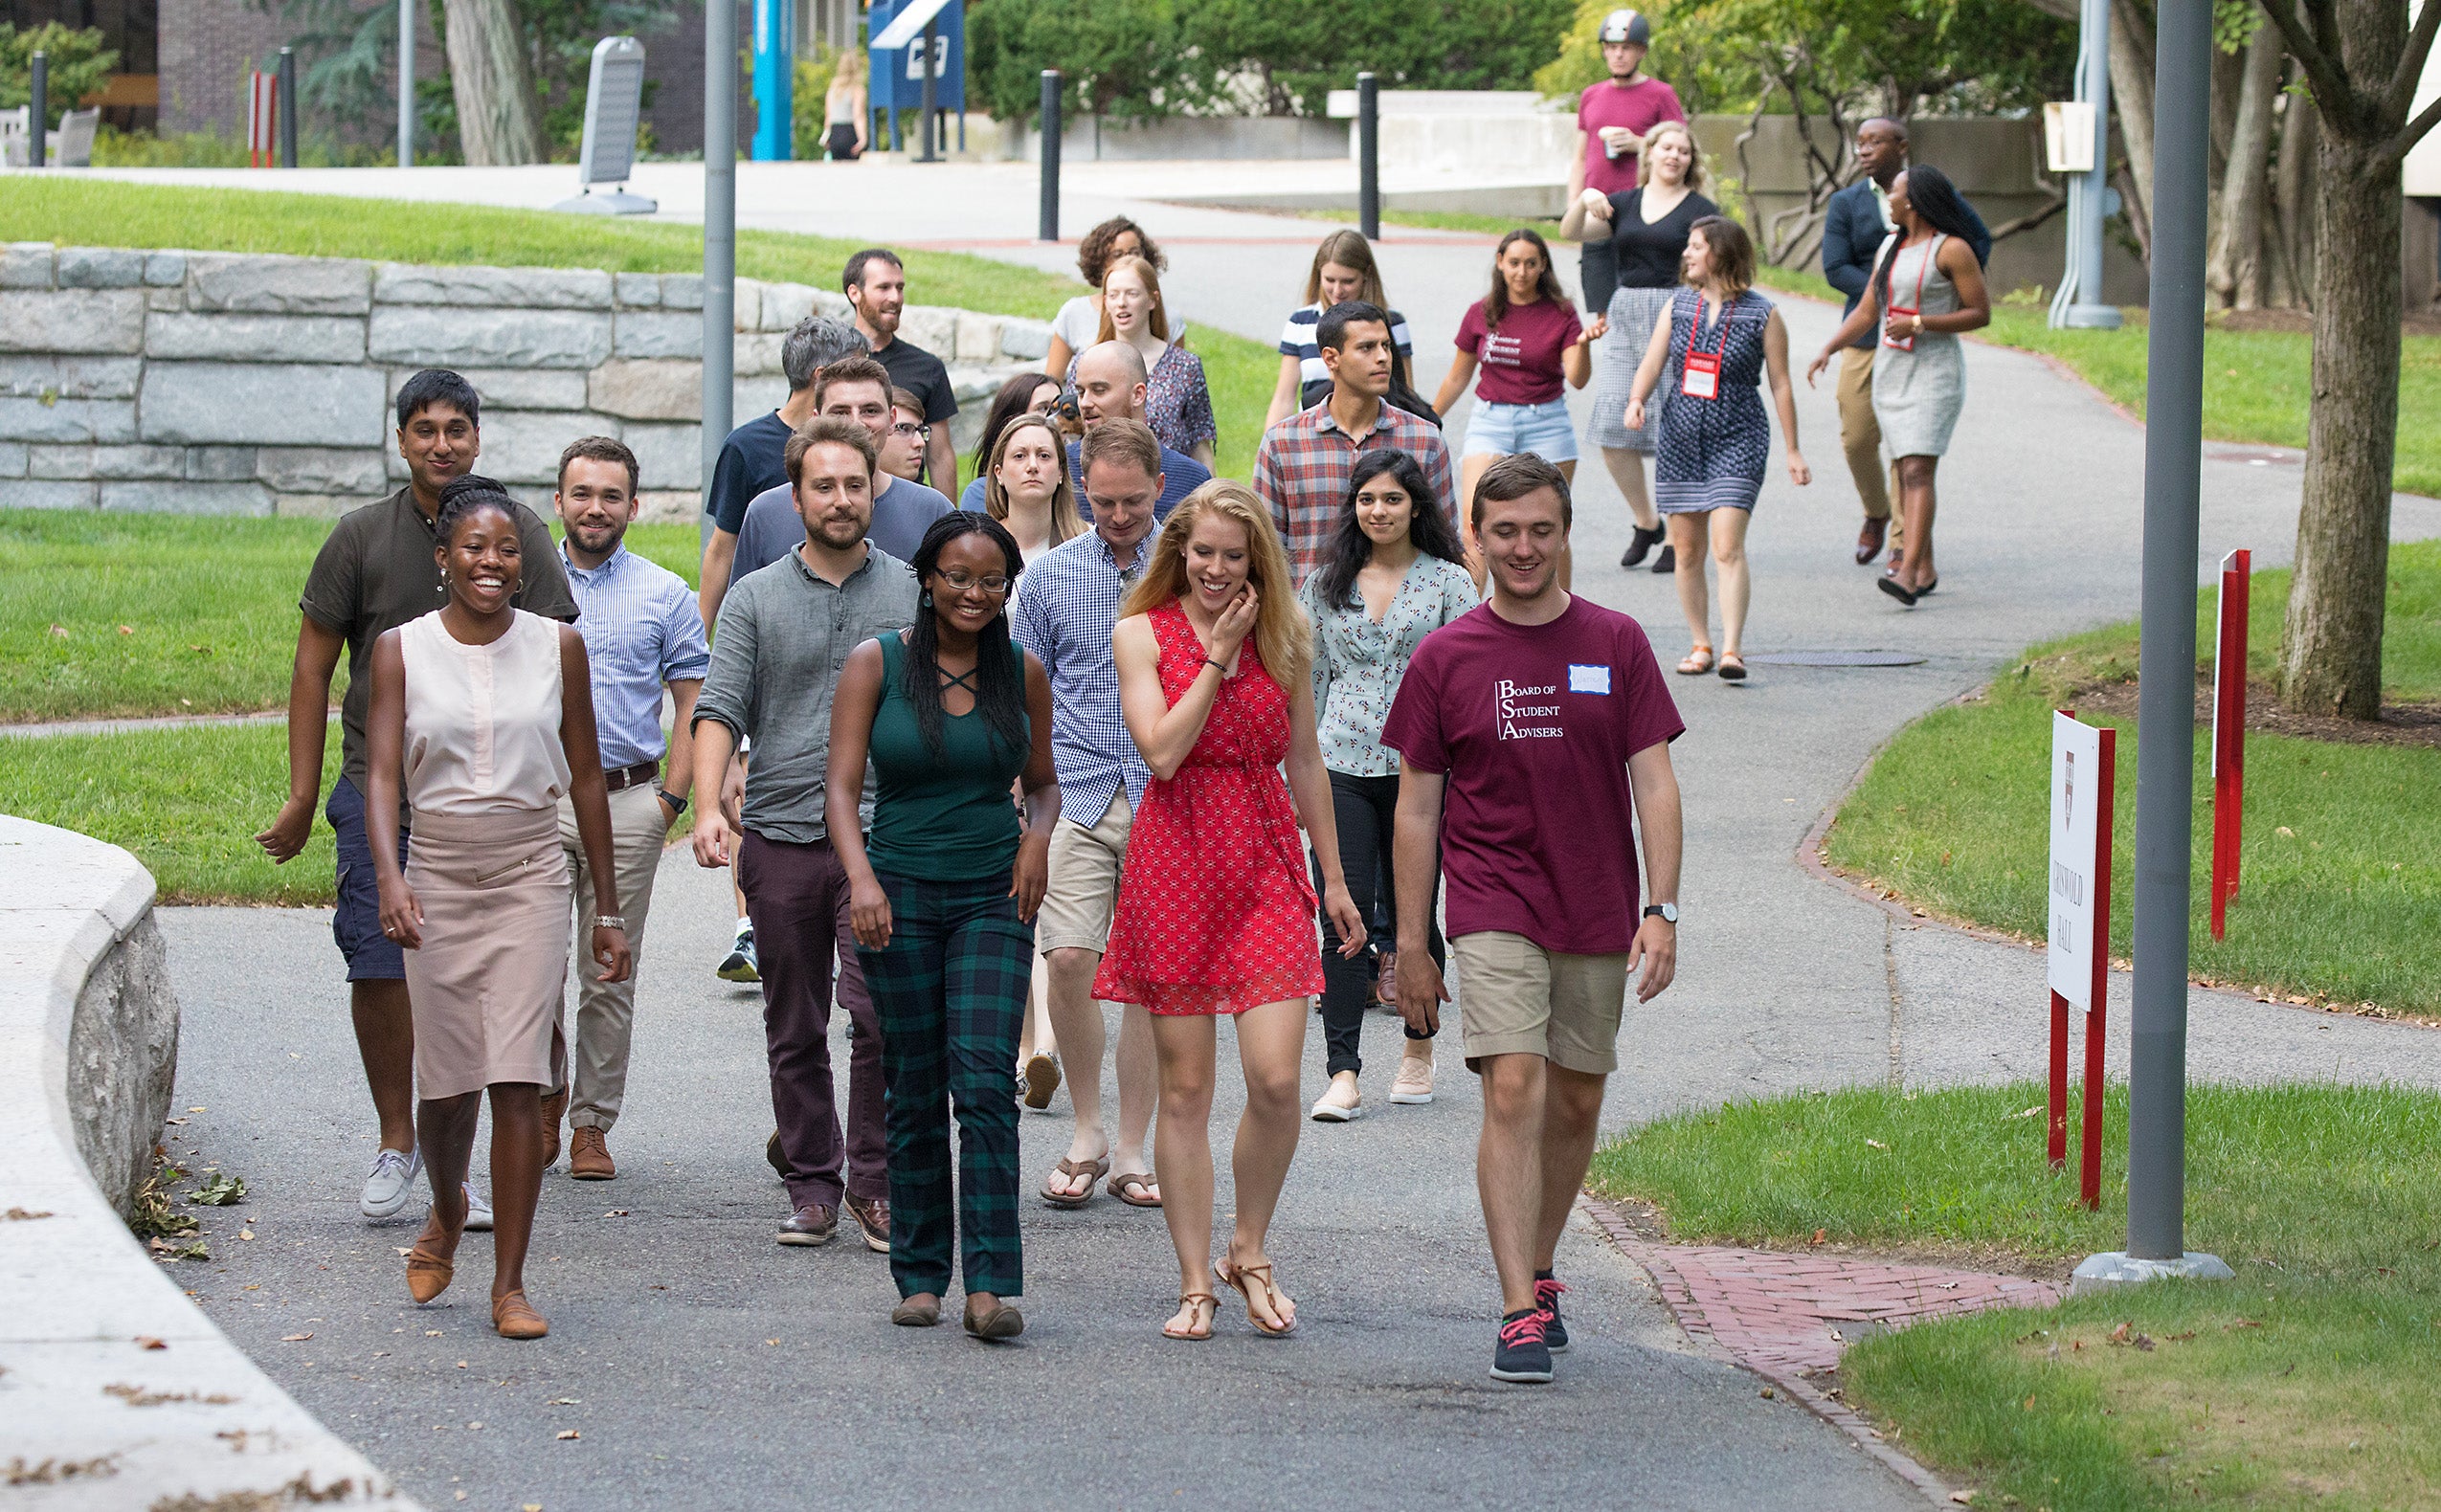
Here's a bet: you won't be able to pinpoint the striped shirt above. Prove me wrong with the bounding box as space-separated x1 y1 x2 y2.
1252 398 1458 584
1008 528 1155 828
560 544 710 770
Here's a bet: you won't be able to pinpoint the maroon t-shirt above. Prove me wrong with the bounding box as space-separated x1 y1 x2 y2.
1578 77 1688 197
1455 297 1584 408
1380 596 1683 955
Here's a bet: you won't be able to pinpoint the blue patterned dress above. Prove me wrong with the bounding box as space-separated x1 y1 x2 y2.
1653 287 1775 514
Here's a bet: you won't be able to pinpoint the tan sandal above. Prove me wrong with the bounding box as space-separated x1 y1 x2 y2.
1676 644 1715 676
1040 1154 1109 1210
1214 1256 1296 1337
491 1290 549 1340
1107 1170 1161 1209
1164 1291 1218 1342
405 1212 459 1304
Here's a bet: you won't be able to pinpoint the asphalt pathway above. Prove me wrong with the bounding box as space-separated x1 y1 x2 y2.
152 168 2441 1510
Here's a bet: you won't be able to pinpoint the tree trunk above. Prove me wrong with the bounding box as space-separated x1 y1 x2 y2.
2207 16 2282 310
2109 0 2157 259
2269 77 2317 306
443 0 547 166
2278 133 2400 718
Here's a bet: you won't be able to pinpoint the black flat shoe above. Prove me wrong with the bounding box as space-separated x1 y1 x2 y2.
1915 577 1938 596
1876 576 1918 608
1621 523 1664 569
1650 543 1677 575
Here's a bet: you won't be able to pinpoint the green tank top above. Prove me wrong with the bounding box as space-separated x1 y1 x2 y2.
867 634 1030 882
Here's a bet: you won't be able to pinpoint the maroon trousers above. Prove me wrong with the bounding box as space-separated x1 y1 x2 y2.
738 832 888 1211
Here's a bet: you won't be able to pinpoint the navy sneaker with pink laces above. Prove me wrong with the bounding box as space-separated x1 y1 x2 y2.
1491 1307 1554 1383
1534 1272 1569 1352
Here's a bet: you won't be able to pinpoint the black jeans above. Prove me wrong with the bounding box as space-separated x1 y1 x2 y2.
1312 769 1442 1078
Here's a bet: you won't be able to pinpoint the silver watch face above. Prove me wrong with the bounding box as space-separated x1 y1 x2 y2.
1651 903 1678 923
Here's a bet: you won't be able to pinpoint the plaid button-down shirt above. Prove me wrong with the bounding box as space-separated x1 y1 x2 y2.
1009 528 1156 829
1252 398 1457 584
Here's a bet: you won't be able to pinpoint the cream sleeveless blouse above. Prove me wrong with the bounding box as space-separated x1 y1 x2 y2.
399 609 571 815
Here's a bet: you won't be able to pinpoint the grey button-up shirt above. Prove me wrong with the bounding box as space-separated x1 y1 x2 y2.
692 543 918 844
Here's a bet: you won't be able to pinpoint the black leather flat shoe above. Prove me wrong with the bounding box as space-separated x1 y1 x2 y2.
1877 575 1918 608
1650 543 1677 574
1621 523 1664 568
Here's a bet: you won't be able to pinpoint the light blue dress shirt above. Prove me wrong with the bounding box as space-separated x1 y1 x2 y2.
561 543 711 771
1009 529 1155 827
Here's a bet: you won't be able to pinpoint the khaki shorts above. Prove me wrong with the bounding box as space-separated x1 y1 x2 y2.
1035 791 1132 954
1452 931 1631 1076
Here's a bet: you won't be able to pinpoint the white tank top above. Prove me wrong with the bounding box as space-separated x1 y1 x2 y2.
400 609 571 815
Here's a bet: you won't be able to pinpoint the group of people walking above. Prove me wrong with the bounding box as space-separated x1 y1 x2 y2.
252 74 1996 1374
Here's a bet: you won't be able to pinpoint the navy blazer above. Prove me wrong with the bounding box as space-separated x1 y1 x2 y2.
1820 178 1992 349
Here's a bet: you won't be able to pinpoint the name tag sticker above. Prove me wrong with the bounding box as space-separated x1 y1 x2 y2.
1568 664 1612 695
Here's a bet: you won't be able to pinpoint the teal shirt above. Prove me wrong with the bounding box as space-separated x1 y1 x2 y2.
867 634 1031 881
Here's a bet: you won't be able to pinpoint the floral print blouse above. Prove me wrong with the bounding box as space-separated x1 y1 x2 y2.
1298 555 1479 777
1066 342 1217 456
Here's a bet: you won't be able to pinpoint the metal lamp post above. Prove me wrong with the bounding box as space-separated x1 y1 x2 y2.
703 0 738 545
2049 0 2125 329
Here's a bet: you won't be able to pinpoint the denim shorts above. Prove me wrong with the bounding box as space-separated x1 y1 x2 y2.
326 774 410 982
1462 398 1579 463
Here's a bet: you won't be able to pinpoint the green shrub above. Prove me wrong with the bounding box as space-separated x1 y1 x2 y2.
0 21 118 129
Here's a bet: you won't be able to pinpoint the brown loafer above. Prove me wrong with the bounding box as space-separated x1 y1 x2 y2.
569 1126 616 1181
538 1090 567 1169
891 1294 942 1327
492 1290 549 1340
963 1297 1024 1341
777 1203 837 1246
844 1192 891 1254
1855 516 1888 565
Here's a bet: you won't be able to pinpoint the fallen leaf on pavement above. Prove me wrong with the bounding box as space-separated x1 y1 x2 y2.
605 1210 630 1217
135 1337 167 1350
557 1430 580 1440
280 1333 312 1343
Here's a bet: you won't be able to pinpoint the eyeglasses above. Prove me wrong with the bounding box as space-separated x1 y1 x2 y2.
936 569 1010 594
891 421 929 439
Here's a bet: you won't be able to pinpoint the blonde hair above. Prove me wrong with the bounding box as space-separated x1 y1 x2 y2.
1639 120 1707 192
1121 480 1310 687
981 413 1085 549
831 50 865 88
1095 255 1173 345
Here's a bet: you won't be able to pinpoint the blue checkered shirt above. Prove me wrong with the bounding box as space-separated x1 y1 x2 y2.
1009 529 1153 827
560 544 710 770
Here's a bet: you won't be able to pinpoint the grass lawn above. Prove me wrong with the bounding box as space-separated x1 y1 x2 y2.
1 512 706 723
1749 262 2441 499
1822 543 2441 1015
1595 1083 2441 1510
0 720 339 904
0 177 1082 321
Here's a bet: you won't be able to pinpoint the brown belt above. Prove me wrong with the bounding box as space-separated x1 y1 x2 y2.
602 759 661 793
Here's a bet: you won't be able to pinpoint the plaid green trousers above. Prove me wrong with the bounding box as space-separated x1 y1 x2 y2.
858 871 1033 1301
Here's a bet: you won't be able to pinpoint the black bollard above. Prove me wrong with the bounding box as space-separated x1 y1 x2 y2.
1357 71 1379 241
917 18 939 164
29 51 46 168
278 47 299 167
1038 70 1062 242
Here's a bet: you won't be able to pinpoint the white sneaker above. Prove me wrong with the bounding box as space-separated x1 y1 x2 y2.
360 1146 422 1220
1389 1055 1435 1105
462 1183 494 1232
1310 1073 1364 1123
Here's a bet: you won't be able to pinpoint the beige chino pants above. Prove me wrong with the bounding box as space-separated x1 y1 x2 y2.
1837 344 1902 543
556 781 669 1131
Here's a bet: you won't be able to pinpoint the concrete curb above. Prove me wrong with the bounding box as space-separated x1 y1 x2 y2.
0 814 415 1508
1579 1196 1960 1508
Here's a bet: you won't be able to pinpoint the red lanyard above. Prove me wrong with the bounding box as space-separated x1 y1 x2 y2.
1680 294 1733 399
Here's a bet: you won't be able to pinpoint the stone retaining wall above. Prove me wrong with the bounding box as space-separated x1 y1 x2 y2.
0 815 414 1506
0 245 1053 522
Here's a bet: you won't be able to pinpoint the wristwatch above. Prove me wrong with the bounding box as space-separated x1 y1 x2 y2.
657 787 688 815
1644 902 1679 924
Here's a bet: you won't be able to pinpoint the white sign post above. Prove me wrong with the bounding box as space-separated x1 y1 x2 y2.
553 37 657 215
2047 709 2115 1207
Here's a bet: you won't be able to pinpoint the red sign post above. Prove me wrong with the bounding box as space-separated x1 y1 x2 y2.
2210 548 2251 941
248 70 278 168
2048 711 2116 1209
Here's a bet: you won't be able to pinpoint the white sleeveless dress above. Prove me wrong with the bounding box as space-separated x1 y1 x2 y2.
399 609 573 1100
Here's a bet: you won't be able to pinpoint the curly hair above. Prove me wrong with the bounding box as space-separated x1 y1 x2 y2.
1076 216 1165 287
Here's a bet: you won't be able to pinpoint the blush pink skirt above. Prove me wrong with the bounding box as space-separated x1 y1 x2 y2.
402 806 568 1100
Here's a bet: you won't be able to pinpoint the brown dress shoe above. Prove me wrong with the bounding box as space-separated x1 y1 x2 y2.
1855 516 1888 565
538 1090 567 1169
492 1290 549 1340
405 1212 459 1303
569 1125 615 1180
844 1192 891 1254
777 1204 837 1246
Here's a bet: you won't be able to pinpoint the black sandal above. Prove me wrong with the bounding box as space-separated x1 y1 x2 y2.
1876 576 1918 608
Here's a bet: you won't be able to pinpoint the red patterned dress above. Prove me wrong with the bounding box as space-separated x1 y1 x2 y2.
1092 599 1326 1016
